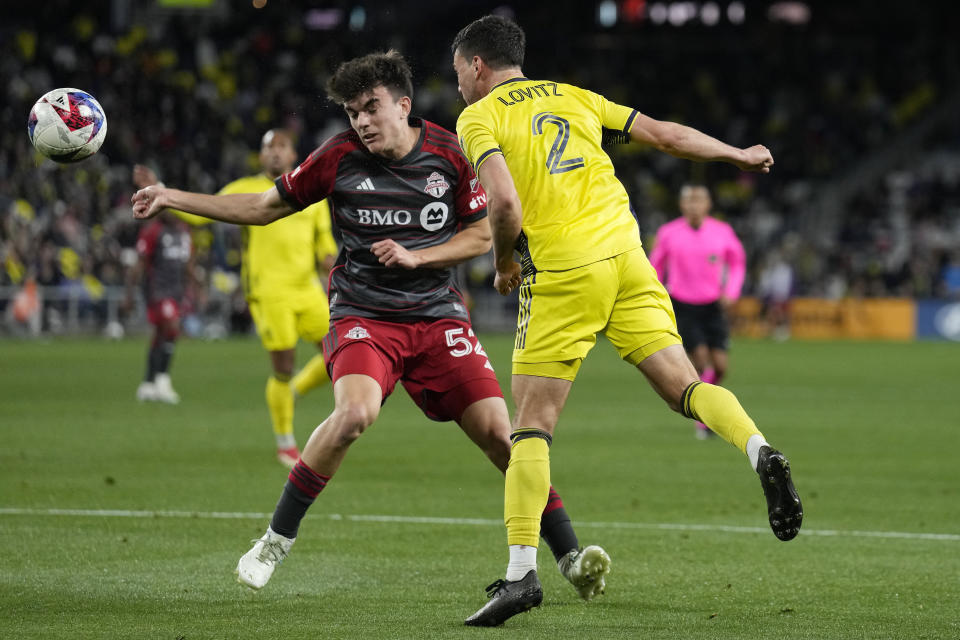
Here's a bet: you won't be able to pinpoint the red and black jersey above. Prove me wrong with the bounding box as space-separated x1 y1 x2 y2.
136 218 191 303
275 117 488 322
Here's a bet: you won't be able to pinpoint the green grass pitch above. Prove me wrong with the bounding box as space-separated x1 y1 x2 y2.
1 334 958 639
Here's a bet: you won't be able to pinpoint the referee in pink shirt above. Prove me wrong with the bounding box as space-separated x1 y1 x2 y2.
649 184 746 439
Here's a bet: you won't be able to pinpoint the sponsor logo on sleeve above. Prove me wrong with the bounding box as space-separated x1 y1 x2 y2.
469 192 487 211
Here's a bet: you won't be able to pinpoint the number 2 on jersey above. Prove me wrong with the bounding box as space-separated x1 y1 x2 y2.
532 112 584 174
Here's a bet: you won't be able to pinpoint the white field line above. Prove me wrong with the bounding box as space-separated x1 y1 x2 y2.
0 507 957 542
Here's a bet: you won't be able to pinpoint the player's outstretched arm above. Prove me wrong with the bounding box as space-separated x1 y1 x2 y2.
476 154 523 295
371 219 491 270
629 113 774 173
131 164 210 226
131 185 295 225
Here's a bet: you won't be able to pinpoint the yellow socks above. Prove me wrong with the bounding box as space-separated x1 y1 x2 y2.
292 354 329 397
268 355 327 450
504 429 552 548
681 381 762 453
266 374 294 442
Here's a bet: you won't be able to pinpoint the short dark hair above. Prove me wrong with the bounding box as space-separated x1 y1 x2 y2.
325 50 414 105
451 15 525 70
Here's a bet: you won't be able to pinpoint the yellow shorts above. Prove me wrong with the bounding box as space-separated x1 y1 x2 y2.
512 248 681 380
248 285 330 352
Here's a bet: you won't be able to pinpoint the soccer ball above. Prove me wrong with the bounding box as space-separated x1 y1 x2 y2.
27 88 107 163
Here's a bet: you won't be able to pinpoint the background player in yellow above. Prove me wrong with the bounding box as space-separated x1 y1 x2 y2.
453 15 803 626
134 129 337 468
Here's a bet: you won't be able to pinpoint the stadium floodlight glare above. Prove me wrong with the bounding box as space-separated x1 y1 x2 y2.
597 0 618 27
701 1 721 25
349 6 366 31
668 1 697 26
304 8 343 30
727 1 746 24
768 1 811 25
649 2 668 24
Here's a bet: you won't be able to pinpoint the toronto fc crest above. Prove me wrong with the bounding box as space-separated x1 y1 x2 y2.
345 326 370 340
424 171 450 198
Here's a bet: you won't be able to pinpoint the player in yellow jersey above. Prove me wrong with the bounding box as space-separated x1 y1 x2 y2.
452 16 803 626
134 129 337 468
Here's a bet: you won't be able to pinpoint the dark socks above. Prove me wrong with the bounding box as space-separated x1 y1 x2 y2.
145 338 175 381
158 339 174 373
270 460 331 538
540 486 579 561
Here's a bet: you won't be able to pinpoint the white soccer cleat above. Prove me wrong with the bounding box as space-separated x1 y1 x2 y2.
152 373 180 405
559 545 611 601
236 527 295 590
136 381 157 402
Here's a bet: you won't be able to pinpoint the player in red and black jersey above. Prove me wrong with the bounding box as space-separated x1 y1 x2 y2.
132 51 608 602
125 209 194 404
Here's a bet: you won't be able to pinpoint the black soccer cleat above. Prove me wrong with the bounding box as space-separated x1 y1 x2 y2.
464 570 543 627
757 445 803 541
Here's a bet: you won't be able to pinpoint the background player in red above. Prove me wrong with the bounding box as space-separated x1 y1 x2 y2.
649 184 747 438
125 207 195 404
131 50 609 602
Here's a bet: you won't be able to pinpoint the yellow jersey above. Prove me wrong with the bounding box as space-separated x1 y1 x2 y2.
457 78 641 272
218 174 337 301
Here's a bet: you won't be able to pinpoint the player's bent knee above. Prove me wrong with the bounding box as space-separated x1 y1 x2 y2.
663 380 693 414
486 436 512 473
472 427 512 471
332 403 378 443
329 422 367 449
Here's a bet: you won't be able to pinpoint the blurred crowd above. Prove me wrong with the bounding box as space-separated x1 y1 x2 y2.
1 1 958 334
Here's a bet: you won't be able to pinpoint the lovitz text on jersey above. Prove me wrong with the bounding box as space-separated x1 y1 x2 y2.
497 82 563 106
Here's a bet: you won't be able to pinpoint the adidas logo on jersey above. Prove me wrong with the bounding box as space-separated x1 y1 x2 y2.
355 178 375 190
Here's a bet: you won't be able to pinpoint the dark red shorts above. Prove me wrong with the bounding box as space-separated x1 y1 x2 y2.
322 316 504 422
146 298 181 326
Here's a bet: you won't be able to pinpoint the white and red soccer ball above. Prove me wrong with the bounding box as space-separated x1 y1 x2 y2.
27 88 107 163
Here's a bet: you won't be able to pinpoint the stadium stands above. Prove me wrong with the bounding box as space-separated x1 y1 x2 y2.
2 1 958 336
